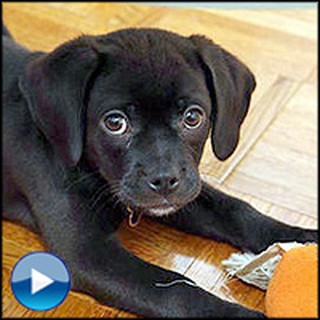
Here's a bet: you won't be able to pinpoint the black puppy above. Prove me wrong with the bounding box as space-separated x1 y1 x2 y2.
3 25 317 317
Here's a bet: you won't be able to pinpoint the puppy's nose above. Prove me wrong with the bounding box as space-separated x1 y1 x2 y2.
148 174 180 195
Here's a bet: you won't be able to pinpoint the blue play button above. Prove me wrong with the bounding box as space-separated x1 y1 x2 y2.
11 252 70 311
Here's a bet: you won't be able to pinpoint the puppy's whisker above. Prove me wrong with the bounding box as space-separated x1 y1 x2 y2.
92 181 122 214
89 187 108 210
109 192 122 211
108 183 121 196
65 169 100 191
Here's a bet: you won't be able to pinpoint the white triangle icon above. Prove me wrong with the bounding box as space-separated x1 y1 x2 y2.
31 268 54 294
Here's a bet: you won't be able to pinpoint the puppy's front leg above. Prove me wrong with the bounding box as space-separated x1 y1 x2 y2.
160 182 317 253
27 190 263 317
72 231 265 317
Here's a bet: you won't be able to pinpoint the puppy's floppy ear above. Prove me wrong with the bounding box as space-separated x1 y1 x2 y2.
19 36 100 166
190 35 256 161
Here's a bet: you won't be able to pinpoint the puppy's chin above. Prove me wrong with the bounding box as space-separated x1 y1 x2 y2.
128 202 180 219
147 206 177 217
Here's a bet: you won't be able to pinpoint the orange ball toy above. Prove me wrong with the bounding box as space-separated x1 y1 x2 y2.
265 244 318 318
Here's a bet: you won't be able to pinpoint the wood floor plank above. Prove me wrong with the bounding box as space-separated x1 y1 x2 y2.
3 3 100 51
2 2 168 52
224 81 317 218
270 9 318 23
224 170 316 218
117 219 199 275
135 6 317 81
203 175 317 229
38 2 168 32
203 9 317 40
261 74 317 157
235 141 316 199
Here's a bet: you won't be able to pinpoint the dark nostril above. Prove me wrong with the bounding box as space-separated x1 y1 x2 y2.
169 177 179 188
149 178 162 191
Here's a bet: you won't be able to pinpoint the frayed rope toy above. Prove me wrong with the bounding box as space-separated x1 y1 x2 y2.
222 242 318 318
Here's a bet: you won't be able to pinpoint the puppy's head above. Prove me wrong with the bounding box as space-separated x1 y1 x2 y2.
20 28 255 217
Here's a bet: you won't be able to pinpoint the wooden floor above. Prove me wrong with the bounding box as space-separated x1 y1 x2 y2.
2 2 317 318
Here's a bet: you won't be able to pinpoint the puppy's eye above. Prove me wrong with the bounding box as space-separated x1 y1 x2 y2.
102 111 129 135
183 106 204 130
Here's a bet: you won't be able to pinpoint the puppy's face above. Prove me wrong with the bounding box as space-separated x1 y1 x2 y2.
86 46 211 216
22 28 256 218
